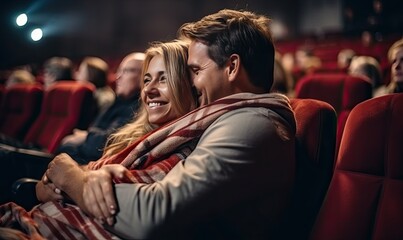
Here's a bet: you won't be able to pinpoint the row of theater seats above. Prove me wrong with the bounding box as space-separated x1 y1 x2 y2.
276 35 399 77
294 72 373 154
0 81 98 153
289 93 403 240
3 76 402 238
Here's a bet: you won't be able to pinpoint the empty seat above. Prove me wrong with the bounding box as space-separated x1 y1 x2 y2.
294 73 372 154
310 93 403 240
279 98 337 239
23 81 96 153
0 84 43 140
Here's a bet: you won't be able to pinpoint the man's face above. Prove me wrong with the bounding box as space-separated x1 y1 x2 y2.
188 41 229 106
115 58 143 98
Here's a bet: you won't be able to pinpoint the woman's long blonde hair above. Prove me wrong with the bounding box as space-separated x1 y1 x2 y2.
386 38 403 93
102 40 197 157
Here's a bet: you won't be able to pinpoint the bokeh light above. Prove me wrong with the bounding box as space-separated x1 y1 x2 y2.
16 13 28 27
31 28 43 41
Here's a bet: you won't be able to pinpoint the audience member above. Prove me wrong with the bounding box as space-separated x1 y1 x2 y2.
295 46 322 74
4 69 36 88
42 56 74 88
76 57 116 113
272 52 294 97
56 52 146 164
337 48 356 70
374 38 403 96
1 9 296 239
349 55 383 95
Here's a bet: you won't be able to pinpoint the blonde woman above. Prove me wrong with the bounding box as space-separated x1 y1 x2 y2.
0 40 197 239
102 40 197 157
374 38 403 97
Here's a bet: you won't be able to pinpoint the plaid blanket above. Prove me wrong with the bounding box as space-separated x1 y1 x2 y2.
0 92 294 239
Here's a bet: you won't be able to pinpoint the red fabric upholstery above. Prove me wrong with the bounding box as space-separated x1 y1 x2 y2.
294 73 372 154
310 93 403 240
23 81 95 153
0 84 43 140
280 99 337 239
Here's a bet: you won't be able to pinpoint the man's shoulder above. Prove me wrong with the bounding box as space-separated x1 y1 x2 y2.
203 106 290 140
213 106 282 124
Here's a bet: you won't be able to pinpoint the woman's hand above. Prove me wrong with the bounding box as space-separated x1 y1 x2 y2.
82 164 130 226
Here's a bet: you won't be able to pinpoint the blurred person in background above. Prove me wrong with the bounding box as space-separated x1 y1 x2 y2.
56 52 146 164
349 55 383 96
272 52 294 97
42 56 75 88
337 48 356 70
5 69 36 88
374 38 403 96
76 56 115 113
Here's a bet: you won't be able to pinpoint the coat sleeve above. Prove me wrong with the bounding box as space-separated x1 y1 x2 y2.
106 107 296 239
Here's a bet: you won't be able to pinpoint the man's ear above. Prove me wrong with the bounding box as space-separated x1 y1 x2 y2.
226 54 241 82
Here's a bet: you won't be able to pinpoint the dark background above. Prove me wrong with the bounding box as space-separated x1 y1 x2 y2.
0 0 402 70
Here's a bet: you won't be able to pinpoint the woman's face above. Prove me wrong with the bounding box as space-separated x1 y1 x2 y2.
391 47 403 83
142 55 179 126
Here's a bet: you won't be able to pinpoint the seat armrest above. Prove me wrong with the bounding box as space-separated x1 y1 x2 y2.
11 178 41 210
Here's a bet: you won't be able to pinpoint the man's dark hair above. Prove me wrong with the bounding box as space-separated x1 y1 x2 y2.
178 9 275 92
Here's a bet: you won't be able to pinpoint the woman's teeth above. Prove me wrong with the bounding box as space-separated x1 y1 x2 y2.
149 102 162 107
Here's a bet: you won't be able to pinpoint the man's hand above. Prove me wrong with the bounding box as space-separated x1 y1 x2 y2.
82 164 130 226
36 174 64 203
46 153 83 191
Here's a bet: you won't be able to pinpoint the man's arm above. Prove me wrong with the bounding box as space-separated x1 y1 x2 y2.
108 108 296 239
44 153 127 225
41 154 87 205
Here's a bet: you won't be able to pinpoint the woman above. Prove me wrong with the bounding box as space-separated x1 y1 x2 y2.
374 38 403 96
101 41 197 158
0 39 197 239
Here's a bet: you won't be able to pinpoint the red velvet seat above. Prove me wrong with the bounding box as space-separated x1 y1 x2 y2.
310 93 403 240
23 81 96 153
294 73 372 155
279 99 337 239
0 84 43 140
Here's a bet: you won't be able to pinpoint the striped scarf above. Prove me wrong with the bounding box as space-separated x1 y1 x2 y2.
87 92 294 183
0 92 294 239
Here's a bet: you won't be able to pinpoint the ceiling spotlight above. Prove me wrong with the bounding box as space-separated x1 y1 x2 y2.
31 28 43 41
16 13 28 27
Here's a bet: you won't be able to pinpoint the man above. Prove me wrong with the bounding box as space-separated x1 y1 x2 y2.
55 52 145 164
42 9 296 239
